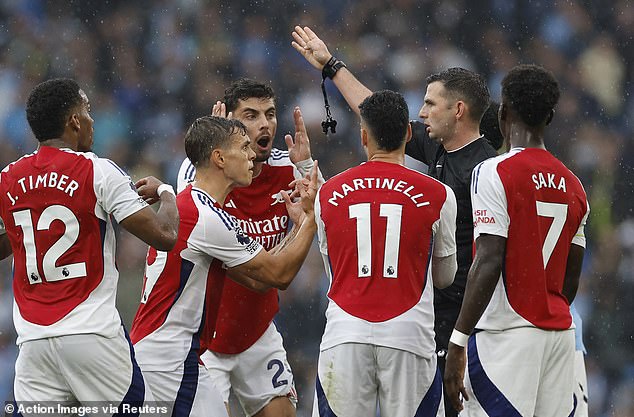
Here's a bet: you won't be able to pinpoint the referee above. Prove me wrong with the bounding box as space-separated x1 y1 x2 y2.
292 26 500 416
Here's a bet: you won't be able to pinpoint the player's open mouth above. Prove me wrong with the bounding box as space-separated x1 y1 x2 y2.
256 136 271 149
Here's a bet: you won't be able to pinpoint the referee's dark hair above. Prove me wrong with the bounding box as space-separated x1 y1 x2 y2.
502 64 560 127
426 67 490 125
359 90 410 152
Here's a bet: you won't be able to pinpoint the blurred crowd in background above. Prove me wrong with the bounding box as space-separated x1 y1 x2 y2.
0 0 632 415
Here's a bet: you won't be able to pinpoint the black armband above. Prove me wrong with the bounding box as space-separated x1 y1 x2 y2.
322 56 347 79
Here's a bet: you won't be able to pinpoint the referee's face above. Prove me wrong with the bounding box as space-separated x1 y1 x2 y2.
419 82 457 147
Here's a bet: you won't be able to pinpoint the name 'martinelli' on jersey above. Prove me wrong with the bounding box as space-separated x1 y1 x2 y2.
327 177 430 208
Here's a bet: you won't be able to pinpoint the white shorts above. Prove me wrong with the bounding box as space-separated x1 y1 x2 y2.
200 322 296 417
573 350 588 417
14 326 153 416
463 328 575 417
312 343 444 417
142 359 227 417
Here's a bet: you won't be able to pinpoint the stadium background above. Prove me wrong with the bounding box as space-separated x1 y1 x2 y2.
0 1 632 415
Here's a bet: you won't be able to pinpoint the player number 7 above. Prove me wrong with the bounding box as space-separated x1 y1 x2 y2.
535 201 568 268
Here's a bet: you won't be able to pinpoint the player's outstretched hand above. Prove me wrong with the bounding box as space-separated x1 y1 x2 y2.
210 101 233 119
292 26 332 70
135 176 164 205
444 343 470 413
285 106 312 163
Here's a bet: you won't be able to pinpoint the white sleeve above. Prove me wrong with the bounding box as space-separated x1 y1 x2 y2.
471 160 509 239
314 188 328 255
294 158 325 185
177 157 196 193
432 184 457 257
189 205 263 268
572 200 590 248
92 157 148 223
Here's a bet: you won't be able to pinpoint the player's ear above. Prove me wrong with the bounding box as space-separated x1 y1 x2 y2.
546 109 554 125
68 112 81 132
360 126 368 148
211 148 224 168
405 122 412 143
455 100 466 120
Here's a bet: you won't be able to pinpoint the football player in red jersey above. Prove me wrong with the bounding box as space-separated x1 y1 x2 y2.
177 79 322 417
0 78 178 413
445 65 589 416
132 116 319 417
313 90 457 416
292 26 499 417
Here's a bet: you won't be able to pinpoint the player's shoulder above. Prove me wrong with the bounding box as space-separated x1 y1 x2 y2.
266 148 293 167
189 187 237 232
1 151 37 175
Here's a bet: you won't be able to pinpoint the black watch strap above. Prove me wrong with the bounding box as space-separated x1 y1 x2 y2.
322 56 347 79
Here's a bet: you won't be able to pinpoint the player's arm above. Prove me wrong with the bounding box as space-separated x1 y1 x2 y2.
444 161 507 412
292 26 371 116
0 233 12 260
431 184 458 288
562 244 584 303
226 221 302 292
444 233 505 412
228 164 319 290
119 176 179 252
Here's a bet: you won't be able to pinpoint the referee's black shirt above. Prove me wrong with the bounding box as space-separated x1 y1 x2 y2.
406 120 498 350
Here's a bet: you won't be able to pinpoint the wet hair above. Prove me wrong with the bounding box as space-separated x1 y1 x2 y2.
184 116 247 168
480 100 504 150
426 67 490 124
501 64 560 127
223 78 275 113
26 78 83 142
358 90 409 152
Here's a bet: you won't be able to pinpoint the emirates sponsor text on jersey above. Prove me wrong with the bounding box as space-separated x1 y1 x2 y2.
326 177 430 207
235 214 289 248
6 172 80 204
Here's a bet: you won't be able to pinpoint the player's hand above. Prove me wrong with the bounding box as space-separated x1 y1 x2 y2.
285 106 312 163
291 26 332 70
444 343 470 413
280 189 305 226
289 160 320 219
210 101 233 119
135 176 163 205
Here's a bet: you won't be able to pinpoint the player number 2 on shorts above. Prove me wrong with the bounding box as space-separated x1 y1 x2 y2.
536 201 568 268
13 205 87 284
349 203 402 278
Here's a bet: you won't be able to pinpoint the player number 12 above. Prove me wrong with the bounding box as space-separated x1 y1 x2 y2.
13 205 87 284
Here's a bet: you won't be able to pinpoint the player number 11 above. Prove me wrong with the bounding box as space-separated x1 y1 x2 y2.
349 203 402 279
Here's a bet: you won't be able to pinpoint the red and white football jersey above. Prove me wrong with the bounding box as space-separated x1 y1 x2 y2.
130 186 263 371
470 147 589 331
0 147 148 344
177 149 306 354
316 161 457 358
